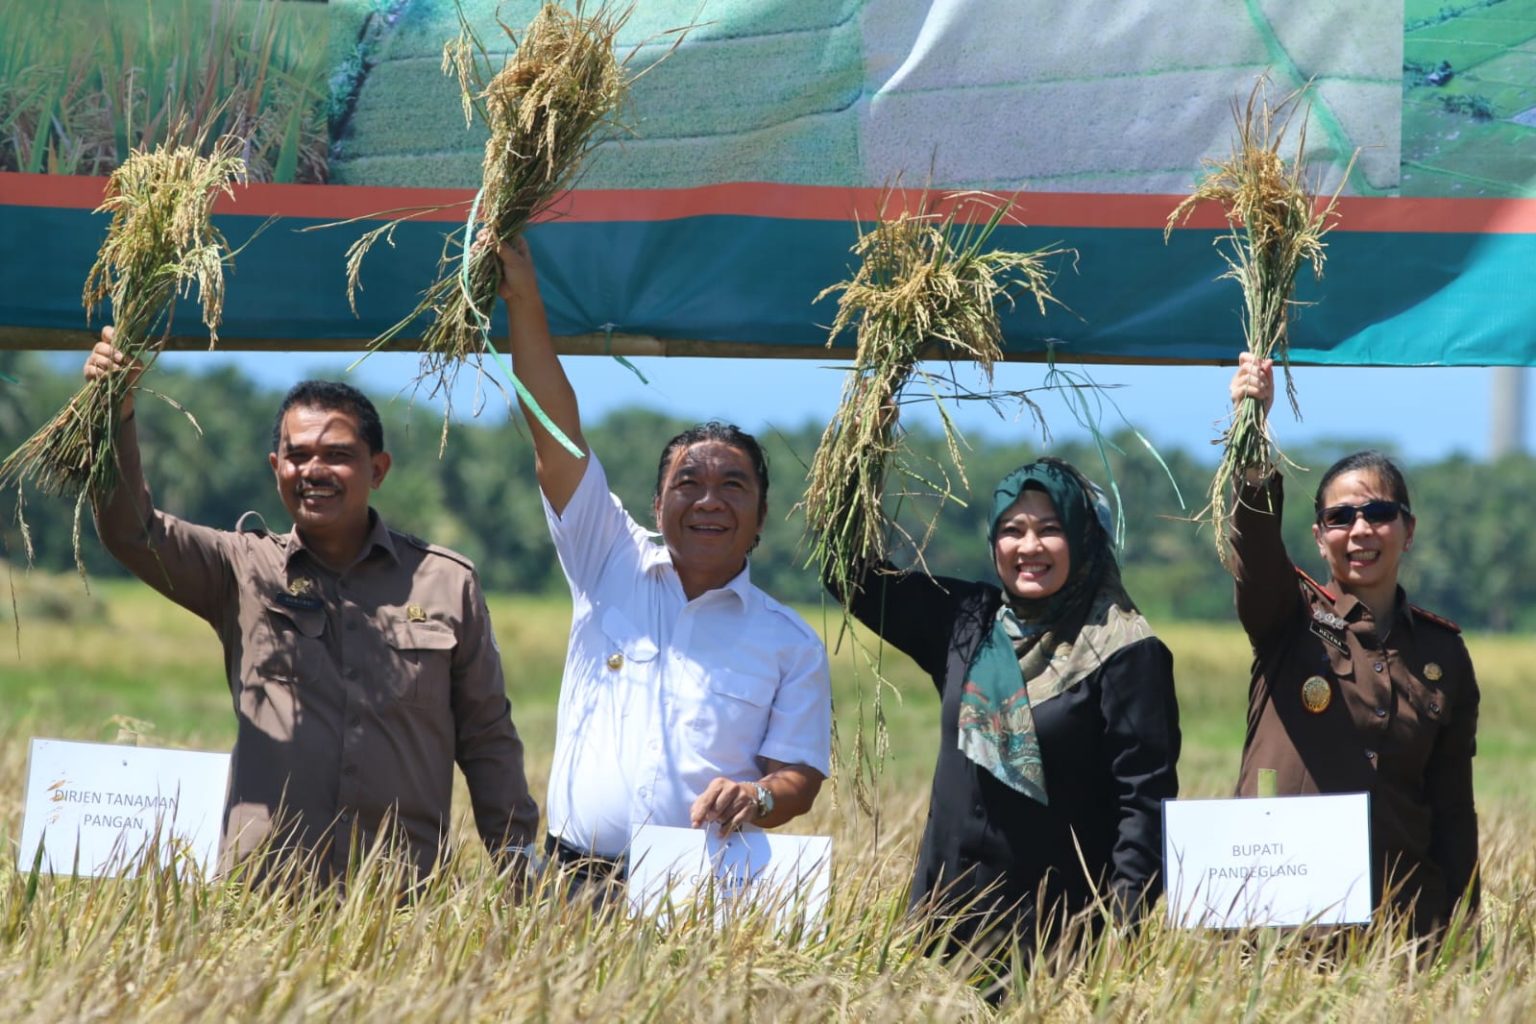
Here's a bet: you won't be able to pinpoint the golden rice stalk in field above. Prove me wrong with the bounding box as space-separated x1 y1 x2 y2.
1165 76 1352 569
347 2 633 439
0 133 246 572
804 190 1068 604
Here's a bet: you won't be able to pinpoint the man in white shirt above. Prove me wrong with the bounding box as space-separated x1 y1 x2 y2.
493 238 832 871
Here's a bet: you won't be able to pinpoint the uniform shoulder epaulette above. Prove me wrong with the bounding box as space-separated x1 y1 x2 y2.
234 510 270 536
1294 566 1336 602
1409 604 1461 634
395 530 477 572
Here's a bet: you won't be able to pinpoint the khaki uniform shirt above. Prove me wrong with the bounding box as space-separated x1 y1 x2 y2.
94 419 538 879
1231 474 1479 932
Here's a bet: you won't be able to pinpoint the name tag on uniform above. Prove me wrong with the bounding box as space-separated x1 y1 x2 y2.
1163 793 1371 927
276 591 323 612
1308 620 1345 654
1309 608 1348 653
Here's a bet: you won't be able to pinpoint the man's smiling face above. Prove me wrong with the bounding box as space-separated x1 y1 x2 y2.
653 440 766 598
268 404 388 545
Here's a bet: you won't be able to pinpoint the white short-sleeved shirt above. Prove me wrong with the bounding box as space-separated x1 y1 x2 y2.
542 453 832 858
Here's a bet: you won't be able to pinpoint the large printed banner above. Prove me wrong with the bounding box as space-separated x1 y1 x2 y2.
3 0 1535 364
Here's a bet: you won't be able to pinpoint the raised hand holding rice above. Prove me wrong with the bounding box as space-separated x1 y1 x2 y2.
345 2 635 447
1165 75 1354 567
0 133 246 572
802 190 1068 603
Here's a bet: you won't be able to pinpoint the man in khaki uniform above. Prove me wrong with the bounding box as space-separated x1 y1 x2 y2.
86 332 539 881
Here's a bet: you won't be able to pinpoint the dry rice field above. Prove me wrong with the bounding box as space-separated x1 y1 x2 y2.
2 576 1534 1020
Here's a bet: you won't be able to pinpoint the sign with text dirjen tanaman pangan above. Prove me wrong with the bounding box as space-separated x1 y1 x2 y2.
18 738 229 878
1163 793 1372 928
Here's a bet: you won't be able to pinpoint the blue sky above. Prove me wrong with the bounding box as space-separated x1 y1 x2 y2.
145 350 1515 464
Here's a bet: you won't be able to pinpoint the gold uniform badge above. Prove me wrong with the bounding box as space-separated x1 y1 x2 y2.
1301 676 1332 713
407 604 427 623
606 653 624 670
288 577 314 596
1424 662 1443 681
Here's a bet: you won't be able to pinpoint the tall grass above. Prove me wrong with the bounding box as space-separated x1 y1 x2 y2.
5 582 1534 1020
1 737 1532 1021
0 0 329 182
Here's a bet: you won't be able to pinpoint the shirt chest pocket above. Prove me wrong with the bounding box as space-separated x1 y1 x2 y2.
686 668 777 756
249 599 327 684
1402 680 1452 729
384 619 457 705
599 607 660 669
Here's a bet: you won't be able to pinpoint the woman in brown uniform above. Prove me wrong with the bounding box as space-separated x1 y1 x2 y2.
1229 353 1480 935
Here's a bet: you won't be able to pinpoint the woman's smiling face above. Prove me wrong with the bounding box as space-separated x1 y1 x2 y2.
1312 468 1415 602
993 488 1070 601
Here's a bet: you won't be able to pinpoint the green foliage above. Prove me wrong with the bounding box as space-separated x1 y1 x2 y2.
1 354 1533 631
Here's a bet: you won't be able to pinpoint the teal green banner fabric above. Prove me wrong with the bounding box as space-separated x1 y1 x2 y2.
2 0 1534 363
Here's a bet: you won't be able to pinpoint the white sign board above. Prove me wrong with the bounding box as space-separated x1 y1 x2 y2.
628 825 832 932
17 738 230 879
1163 793 1372 928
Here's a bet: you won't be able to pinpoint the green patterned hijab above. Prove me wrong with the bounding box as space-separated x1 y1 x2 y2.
957 458 1148 802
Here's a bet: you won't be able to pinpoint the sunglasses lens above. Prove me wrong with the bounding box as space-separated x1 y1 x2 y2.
1360 501 1400 524
1321 506 1354 529
1320 501 1402 528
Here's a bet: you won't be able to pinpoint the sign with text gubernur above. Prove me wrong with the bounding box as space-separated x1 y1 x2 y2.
1163 793 1372 928
17 738 229 879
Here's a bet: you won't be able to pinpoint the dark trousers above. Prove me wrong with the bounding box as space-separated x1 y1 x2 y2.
543 833 627 906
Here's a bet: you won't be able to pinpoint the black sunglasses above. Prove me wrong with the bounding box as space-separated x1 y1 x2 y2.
1317 500 1409 530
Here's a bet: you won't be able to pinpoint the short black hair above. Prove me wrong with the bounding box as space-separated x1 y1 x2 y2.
653 421 769 511
271 381 385 454
1314 449 1413 516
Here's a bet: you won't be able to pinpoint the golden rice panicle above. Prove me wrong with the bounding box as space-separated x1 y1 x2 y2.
0 133 246 574
803 190 1068 602
353 3 633 427
1165 75 1353 569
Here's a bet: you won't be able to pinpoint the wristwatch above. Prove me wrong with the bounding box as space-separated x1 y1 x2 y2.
752 782 775 819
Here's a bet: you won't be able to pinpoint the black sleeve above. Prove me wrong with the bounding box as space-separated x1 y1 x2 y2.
826 558 979 694
1096 637 1182 920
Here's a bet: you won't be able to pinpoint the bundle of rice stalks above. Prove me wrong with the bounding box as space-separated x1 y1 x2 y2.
1165 76 1353 568
345 2 635 447
0 133 246 572
803 191 1068 604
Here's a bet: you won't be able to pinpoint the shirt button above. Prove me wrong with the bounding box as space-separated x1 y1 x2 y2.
1429 702 1441 714
1373 662 1385 673
1364 749 1377 761
1373 707 1387 718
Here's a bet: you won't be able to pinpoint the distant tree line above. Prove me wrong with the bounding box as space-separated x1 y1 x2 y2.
2 351 1531 631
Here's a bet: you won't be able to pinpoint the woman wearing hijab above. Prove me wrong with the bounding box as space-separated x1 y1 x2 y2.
828 456 1181 949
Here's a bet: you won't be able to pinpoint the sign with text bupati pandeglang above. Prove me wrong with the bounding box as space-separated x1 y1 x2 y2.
1163 793 1372 928
17 739 229 878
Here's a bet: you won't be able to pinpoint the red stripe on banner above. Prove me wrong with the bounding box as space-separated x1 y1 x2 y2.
5 172 1536 234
